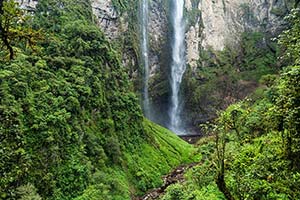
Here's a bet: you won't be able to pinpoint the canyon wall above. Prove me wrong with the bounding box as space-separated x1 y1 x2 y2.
184 0 292 68
14 0 293 69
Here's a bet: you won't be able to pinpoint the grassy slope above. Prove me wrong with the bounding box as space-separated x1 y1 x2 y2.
120 119 199 198
74 119 199 200
125 120 199 194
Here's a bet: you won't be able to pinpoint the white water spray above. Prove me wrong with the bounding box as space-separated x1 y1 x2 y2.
140 0 151 118
169 0 186 134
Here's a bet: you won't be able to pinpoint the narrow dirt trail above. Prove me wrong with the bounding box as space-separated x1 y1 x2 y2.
133 162 199 200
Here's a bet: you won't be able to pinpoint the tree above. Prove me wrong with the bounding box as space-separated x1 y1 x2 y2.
0 0 41 60
0 0 15 59
274 66 300 168
214 106 241 200
278 8 300 65
277 8 300 168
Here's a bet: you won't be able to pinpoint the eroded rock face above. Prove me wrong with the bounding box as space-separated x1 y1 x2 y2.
91 0 127 40
200 0 289 50
185 0 202 69
14 0 290 67
91 0 169 80
146 0 170 127
183 0 289 68
148 0 168 78
15 0 38 11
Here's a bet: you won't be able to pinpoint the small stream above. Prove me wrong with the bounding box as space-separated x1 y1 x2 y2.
133 163 199 200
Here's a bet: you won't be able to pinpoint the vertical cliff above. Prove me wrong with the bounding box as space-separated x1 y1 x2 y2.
183 0 293 67
200 0 293 51
185 0 202 69
13 0 294 68
182 0 297 133
146 0 171 126
91 0 124 40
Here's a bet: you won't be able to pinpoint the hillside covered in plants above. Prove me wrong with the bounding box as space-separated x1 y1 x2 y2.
159 7 300 200
0 0 197 199
0 0 299 200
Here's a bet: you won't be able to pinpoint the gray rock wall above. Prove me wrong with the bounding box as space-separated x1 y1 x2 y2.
185 0 202 69
15 0 291 63
200 0 290 51
91 0 123 40
148 0 168 79
15 0 38 11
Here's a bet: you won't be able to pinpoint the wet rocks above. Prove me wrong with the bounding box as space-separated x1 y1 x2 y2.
134 163 198 200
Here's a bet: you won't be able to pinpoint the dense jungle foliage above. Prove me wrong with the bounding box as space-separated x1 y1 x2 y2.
181 1 298 131
0 0 197 199
161 8 300 200
182 30 280 129
1 0 299 199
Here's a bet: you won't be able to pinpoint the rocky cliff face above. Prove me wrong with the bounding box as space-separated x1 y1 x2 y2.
148 0 168 78
200 0 291 51
182 0 292 71
91 0 125 40
15 0 38 11
14 0 292 70
90 0 168 75
185 0 202 69
182 0 291 69
146 0 170 126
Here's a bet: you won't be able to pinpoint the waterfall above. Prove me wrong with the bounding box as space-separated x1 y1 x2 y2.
140 0 151 118
169 0 186 134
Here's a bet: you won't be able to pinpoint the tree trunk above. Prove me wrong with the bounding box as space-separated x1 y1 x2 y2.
215 131 235 200
216 172 235 200
0 0 14 60
0 25 14 60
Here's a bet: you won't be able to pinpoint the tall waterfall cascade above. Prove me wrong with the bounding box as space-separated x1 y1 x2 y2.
140 0 151 119
169 0 186 135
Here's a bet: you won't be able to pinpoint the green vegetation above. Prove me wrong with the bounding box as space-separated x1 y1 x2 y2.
0 0 197 199
0 0 41 60
161 8 300 200
185 0 202 27
1 0 299 199
270 7 286 16
110 0 142 91
278 8 300 65
182 31 279 130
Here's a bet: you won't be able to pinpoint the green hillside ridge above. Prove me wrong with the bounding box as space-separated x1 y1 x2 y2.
1 0 299 199
0 0 197 199
161 64 300 199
